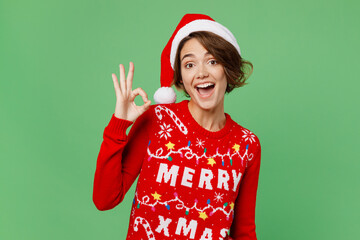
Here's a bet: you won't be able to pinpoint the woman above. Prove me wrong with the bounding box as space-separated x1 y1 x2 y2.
93 13 261 240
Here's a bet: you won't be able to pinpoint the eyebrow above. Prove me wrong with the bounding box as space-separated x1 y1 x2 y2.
181 52 212 62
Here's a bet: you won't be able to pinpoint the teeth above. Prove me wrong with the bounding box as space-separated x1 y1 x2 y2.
196 83 215 88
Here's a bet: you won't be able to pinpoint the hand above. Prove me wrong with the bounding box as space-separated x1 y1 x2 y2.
112 62 151 122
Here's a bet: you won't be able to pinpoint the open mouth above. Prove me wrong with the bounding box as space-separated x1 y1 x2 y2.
196 83 215 97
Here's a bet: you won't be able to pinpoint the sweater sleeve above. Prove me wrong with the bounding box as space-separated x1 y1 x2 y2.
92 107 152 211
230 141 262 240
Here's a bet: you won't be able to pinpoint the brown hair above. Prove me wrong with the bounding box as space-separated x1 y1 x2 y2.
172 31 253 97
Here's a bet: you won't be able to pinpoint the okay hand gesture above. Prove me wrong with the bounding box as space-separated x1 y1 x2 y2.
112 62 151 122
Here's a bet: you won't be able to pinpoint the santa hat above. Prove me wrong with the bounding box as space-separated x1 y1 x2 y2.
153 13 241 104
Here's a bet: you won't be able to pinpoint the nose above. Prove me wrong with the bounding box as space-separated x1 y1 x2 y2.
196 64 209 79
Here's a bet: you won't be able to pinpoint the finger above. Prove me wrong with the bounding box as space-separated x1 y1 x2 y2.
142 100 152 111
112 73 121 98
137 100 151 115
119 64 127 95
126 62 134 93
130 88 149 104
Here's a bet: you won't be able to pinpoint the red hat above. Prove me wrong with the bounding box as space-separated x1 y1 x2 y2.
153 13 241 104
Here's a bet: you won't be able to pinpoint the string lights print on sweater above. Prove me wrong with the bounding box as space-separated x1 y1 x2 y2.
124 102 259 240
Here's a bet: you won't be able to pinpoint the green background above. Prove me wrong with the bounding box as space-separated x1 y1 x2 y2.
1 0 359 239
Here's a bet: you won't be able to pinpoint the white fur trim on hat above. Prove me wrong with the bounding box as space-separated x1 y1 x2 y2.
154 87 176 104
170 19 241 69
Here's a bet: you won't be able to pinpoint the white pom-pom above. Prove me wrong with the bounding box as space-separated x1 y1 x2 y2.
153 87 176 104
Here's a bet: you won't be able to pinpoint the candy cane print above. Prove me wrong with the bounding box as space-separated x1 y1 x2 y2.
155 105 188 135
133 217 156 240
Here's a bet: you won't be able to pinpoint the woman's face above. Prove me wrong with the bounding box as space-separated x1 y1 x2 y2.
180 38 227 112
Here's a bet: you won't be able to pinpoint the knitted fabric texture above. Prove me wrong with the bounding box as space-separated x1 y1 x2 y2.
93 100 261 240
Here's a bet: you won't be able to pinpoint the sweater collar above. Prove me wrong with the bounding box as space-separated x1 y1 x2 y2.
178 100 233 139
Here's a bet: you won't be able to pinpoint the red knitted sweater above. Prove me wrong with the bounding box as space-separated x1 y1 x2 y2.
93 100 261 240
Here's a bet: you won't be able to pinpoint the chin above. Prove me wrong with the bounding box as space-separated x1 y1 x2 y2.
192 96 221 112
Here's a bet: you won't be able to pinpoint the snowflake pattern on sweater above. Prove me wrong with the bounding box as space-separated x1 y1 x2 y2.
93 100 261 240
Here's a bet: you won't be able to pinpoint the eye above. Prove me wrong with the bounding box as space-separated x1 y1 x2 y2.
209 59 217 65
185 63 194 69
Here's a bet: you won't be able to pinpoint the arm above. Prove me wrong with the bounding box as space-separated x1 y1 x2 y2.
92 107 152 211
230 142 262 239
